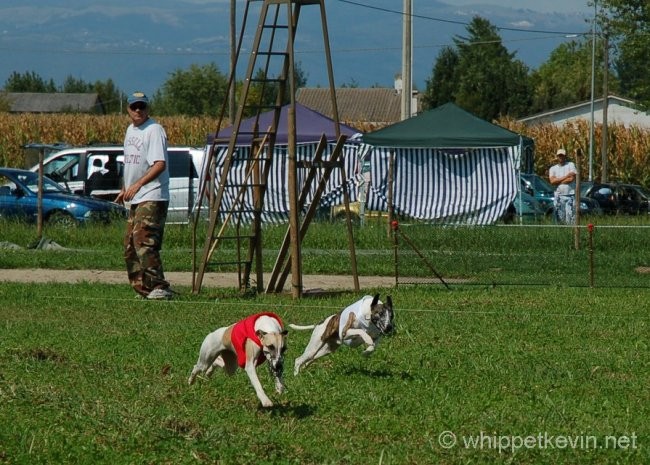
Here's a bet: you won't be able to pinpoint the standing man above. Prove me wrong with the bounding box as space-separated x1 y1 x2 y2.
549 148 577 224
115 91 173 300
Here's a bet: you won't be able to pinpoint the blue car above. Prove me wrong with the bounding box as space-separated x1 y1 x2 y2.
0 167 127 226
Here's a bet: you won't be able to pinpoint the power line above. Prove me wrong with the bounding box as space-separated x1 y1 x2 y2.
336 0 591 36
0 31 587 60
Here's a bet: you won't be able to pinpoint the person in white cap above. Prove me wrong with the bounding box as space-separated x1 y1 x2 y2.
548 148 577 224
115 91 173 300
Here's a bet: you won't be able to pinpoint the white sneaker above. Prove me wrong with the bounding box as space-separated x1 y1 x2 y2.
147 288 173 300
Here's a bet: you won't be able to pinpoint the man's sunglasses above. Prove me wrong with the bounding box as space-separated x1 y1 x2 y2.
129 102 147 111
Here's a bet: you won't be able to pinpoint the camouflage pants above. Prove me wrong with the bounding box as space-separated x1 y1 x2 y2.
124 201 170 297
554 194 575 225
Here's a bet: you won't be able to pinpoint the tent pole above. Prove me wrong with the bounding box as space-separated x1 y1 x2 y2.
387 149 395 238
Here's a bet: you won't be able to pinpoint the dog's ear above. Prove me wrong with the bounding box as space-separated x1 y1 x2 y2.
281 329 288 336
386 295 393 309
371 293 380 307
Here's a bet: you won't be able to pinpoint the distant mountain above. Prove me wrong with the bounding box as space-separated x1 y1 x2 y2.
0 1 591 96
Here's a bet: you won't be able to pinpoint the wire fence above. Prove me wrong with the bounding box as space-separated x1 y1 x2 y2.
390 222 650 289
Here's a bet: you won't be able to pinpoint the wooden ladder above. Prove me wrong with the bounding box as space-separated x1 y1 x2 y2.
192 0 358 297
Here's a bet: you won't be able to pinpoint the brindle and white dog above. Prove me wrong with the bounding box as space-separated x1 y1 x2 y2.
290 294 394 375
188 313 287 407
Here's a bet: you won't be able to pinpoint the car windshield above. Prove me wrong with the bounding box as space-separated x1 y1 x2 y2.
14 171 69 194
580 181 594 196
529 175 554 193
632 185 650 199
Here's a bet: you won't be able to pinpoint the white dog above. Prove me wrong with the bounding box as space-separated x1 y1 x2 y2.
290 294 394 375
188 312 288 407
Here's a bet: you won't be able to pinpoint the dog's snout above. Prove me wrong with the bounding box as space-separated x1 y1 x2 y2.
382 322 394 335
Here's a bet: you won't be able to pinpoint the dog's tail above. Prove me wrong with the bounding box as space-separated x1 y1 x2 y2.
288 323 316 331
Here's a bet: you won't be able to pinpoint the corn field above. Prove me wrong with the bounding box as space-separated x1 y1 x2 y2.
2 113 650 186
0 114 219 167
501 117 650 186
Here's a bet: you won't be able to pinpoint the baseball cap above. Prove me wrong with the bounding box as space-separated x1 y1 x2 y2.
127 91 149 105
556 148 567 156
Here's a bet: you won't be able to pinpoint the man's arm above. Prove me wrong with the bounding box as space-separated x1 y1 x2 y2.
549 166 576 186
115 160 166 203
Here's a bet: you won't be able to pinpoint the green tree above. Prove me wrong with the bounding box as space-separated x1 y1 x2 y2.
59 76 124 114
91 79 123 114
422 46 459 111
4 71 56 92
153 63 229 117
529 38 607 113
454 17 532 120
600 0 650 106
427 16 531 120
61 76 93 93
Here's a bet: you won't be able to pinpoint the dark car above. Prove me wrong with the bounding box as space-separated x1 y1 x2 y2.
576 196 603 217
521 173 602 218
520 173 555 214
0 167 127 226
620 183 650 214
501 191 546 223
581 181 649 215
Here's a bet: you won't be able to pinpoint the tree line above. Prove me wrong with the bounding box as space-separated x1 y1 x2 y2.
423 1 650 121
1 2 648 123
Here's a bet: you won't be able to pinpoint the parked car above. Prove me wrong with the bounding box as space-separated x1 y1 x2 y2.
619 183 650 214
30 144 205 223
0 167 127 226
520 173 602 218
581 181 649 215
576 195 603 217
501 191 546 223
520 173 554 214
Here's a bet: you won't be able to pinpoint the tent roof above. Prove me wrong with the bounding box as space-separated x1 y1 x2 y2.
361 102 525 148
208 103 359 145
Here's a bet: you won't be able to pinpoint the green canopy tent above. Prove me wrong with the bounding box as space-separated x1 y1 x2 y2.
361 103 534 224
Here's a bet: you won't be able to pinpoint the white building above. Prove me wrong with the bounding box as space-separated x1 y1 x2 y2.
519 95 650 128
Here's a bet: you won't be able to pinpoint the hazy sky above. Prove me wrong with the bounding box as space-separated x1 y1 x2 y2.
445 0 593 14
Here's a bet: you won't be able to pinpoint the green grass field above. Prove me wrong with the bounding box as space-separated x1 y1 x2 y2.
0 282 647 464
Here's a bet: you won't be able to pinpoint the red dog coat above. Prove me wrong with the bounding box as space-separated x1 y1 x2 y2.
230 312 283 368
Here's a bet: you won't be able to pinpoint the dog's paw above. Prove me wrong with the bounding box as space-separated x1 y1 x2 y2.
275 383 285 395
362 345 375 356
261 398 274 408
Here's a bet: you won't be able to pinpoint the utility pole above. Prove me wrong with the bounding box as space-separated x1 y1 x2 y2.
229 0 236 123
401 0 412 121
588 0 597 182
601 31 609 182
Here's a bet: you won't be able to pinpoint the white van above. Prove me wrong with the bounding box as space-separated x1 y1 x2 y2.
31 144 206 223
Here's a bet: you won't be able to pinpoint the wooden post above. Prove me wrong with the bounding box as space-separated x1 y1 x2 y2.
287 106 302 299
387 150 395 238
37 150 44 240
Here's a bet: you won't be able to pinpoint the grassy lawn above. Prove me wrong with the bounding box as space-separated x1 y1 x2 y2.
0 283 647 464
3 218 650 289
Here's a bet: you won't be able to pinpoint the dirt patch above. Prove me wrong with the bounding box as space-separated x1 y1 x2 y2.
0 268 398 292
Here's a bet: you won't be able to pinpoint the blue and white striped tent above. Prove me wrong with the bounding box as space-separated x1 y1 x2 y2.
361 103 529 225
200 104 364 223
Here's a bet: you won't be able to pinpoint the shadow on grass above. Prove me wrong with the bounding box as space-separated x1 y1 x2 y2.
265 401 317 419
342 365 416 381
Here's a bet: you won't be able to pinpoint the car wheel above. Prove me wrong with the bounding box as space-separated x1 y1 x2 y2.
47 211 78 228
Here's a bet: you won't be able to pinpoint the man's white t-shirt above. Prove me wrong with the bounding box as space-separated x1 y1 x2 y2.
123 118 170 204
549 161 577 195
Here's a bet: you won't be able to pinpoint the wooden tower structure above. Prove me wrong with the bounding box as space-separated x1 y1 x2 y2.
191 0 359 298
